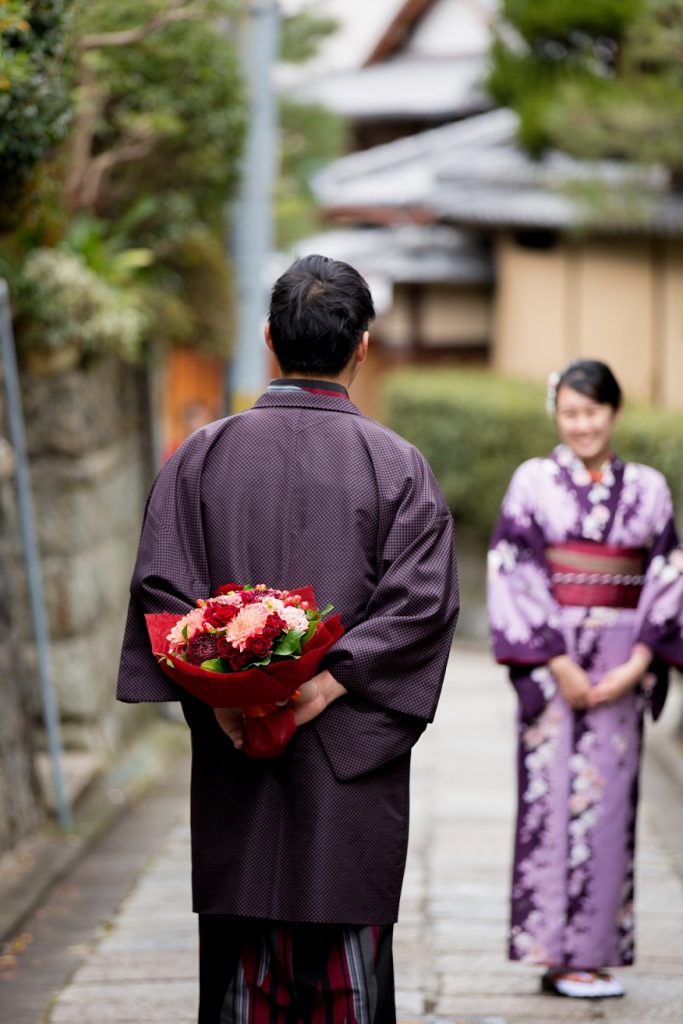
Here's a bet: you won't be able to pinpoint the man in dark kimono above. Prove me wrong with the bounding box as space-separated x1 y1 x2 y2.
117 255 459 1024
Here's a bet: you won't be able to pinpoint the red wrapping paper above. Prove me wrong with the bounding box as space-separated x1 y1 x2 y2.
145 588 344 757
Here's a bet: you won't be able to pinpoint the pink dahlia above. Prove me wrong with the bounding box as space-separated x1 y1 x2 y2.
167 607 208 653
224 603 271 651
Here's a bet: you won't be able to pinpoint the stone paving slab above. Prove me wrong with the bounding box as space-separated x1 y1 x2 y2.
74 952 198 982
50 995 197 1024
409 1019 507 1024
44 650 683 1024
434 993 683 1023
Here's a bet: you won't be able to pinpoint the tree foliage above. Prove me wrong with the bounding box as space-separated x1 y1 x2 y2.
280 9 339 64
277 95 347 247
1 1 247 363
489 0 683 182
60 0 246 355
66 0 245 220
0 0 72 191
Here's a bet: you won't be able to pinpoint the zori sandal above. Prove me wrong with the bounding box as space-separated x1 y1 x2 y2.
541 969 624 998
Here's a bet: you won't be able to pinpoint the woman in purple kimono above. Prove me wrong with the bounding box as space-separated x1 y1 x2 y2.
487 359 683 999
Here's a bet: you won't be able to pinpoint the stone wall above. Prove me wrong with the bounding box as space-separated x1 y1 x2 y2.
0 352 154 855
13 356 153 756
0 380 43 851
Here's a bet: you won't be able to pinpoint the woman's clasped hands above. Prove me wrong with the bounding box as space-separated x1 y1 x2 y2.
549 643 653 710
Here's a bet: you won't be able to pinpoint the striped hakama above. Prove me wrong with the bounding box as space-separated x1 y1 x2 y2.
198 917 395 1024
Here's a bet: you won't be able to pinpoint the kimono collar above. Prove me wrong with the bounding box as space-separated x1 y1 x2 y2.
552 444 623 482
252 388 362 416
267 377 349 399
552 444 625 543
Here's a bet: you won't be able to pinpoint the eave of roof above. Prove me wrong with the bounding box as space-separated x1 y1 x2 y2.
364 0 438 65
286 55 489 121
313 109 683 238
283 225 494 310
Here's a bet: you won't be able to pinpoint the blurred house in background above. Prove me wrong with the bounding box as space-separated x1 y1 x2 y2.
281 0 683 413
282 0 495 150
301 107 683 410
279 0 498 416
289 223 492 417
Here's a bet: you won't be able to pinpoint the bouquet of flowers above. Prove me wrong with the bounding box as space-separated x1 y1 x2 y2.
145 584 344 757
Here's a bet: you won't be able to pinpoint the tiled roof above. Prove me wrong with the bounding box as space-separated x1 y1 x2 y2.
313 110 515 208
273 224 493 313
278 0 406 77
313 109 683 236
285 55 488 121
279 0 496 121
405 0 497 60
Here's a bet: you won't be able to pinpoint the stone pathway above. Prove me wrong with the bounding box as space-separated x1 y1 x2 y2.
45 650 683 1024
397 651 683 1024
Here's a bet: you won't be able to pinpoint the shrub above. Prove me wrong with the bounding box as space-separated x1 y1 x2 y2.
15 248 148 365
384 368 683 542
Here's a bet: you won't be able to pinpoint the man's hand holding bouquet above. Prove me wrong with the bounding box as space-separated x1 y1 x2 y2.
145 584 344 757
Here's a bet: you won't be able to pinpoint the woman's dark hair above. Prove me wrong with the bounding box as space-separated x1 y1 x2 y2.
268 254 375 375
556 359 622 411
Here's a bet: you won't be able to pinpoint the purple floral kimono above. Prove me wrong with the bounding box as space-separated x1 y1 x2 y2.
488 444 683 970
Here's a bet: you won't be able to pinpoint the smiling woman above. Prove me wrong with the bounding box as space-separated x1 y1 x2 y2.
487 358 683 1000
554 361 622 470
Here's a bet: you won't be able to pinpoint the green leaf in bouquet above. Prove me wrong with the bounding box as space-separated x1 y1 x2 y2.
304 602 333 623
182 624 189 642
300 603 334 646
200 657 229 672
246 654 273 667
300 620 318 646
272 629 304 657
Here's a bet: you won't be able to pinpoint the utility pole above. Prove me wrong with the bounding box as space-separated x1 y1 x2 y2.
229 0 280 412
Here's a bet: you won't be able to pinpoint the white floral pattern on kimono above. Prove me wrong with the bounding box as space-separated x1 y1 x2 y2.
488 447 683 969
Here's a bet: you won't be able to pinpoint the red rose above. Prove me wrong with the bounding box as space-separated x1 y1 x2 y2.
245 634 272 657
216 636 233 658
263 613 286 639
212 603 240 625
228 650 252 671
215 584 243 595
203 610 223 629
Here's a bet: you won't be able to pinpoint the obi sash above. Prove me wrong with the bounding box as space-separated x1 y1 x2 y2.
546 541 646 609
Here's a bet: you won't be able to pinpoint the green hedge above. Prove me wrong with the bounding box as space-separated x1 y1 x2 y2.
384 369 683 543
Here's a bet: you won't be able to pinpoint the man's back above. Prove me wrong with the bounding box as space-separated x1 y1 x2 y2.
118 253 459 1023
201 391 437 633
120 388 457 922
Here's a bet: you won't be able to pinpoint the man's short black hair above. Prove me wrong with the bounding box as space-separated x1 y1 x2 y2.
268 254 375 376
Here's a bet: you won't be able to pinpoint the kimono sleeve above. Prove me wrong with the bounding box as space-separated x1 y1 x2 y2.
316 453 458 780
116 436 211 703
487 461 566 666
634 477 683 673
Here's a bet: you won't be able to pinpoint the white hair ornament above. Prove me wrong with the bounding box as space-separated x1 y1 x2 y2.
546 372 560 416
